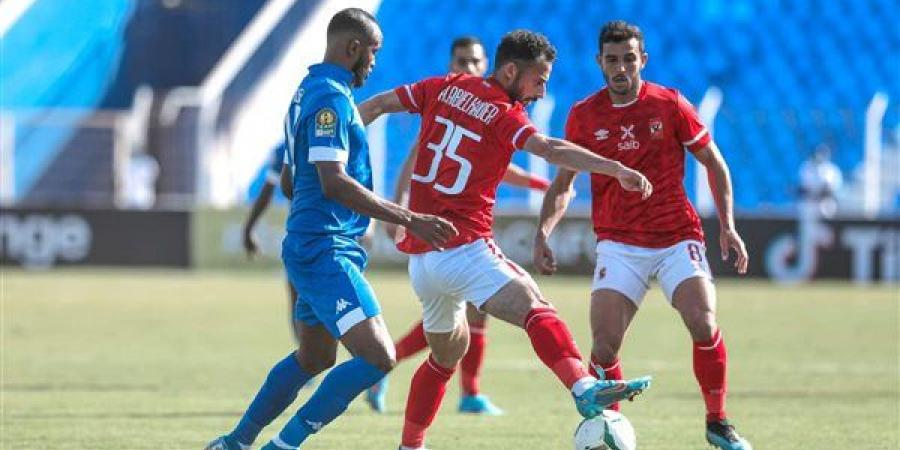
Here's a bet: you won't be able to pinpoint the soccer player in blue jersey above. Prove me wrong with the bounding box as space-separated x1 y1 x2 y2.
204 8 457 450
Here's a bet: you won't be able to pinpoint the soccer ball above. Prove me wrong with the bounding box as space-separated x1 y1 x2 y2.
573 410 637 450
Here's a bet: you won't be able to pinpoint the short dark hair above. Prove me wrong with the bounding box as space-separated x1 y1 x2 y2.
327 8 379 41
450 36 483 56
599 20 644 52
494 30 556 70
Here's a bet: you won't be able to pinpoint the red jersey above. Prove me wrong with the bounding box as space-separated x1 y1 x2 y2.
565 82 711 248
394 73 537 254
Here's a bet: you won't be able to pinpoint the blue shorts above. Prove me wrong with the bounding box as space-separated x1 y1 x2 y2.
282 234 381 338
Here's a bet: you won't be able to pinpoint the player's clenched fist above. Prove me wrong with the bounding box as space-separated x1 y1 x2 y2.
615 166 653 200
532 233 557 275
407 213 459 251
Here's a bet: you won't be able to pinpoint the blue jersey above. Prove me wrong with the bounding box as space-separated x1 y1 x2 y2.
282 63 372 239
265 142 286 185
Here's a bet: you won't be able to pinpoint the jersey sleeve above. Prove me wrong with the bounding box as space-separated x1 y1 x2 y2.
674 92 711 152
495 106 537 151
304 94 353 163
394 76 446 114
265 143 286 184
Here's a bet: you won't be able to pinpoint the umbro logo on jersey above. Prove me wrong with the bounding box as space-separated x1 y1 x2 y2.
336 298 351 314
594 129 609 140
620 124 635 140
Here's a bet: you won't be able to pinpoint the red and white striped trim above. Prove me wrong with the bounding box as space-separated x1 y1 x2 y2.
682 128 708 147
696 330 722 350
484 238 526 277
510 124 533 148
403 84 419 110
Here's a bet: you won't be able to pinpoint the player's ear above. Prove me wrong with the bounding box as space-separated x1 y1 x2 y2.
595 52 603 69
641 52 649 68
346 38 361 58
501 61 518 81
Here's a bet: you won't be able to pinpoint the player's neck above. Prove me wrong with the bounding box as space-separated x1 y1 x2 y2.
608 80 642 106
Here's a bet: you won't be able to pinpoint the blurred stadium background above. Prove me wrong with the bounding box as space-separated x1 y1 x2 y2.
1 1 898 449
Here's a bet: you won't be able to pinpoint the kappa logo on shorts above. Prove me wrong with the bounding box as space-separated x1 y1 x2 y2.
597 267 607 279
314 107 337 137
335 298 351 314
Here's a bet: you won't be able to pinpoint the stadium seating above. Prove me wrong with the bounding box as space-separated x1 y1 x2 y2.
359 0 900 212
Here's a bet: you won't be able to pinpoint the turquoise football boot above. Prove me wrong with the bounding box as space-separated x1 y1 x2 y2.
574 375 652 419
706 420 752 450
458 394 504 415
365 375 388 413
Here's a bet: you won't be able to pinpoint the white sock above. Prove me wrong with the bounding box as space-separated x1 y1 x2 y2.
571 376 597 397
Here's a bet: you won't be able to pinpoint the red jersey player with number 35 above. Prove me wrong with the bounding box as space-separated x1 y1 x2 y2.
360 30 653 450
534 21 751 450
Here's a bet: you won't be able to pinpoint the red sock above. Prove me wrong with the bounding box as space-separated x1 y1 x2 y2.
402 354 455 448
396 322 428 361
589 355 623 411
460 324 486 396
524 308 590 389
693 328 728 422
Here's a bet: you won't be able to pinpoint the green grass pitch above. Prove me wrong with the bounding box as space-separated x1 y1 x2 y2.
2 269 898 449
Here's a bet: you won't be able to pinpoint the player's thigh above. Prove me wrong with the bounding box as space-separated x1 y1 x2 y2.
409 254 468 335
657 240 714 304
425 321 470 368
293 321 339 375
285 252 382 340
590 289 638 360
592 240 654 307
340 314 396 373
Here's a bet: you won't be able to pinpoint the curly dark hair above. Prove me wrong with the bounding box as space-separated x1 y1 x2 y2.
599 20 644 52
494 30 557 70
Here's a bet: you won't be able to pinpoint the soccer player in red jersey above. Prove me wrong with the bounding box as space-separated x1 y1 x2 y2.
370 35 551 416
534 21 752 450
360 30 653 449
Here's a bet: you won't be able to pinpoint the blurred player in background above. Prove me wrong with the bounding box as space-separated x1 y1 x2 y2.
534 20 752 450
242 142 302 342
368 35 551 416
360 29 653 449
204 8 457 450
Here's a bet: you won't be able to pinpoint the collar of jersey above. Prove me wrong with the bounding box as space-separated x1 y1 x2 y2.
308 62 354 87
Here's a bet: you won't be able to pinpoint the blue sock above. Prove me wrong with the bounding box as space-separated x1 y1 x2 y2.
272 356 385 448
228 353 312 446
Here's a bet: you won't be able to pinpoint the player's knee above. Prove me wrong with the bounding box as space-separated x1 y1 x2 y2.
296 351 336 376
686 313 717 342
591 339 621 364
431 349 463 369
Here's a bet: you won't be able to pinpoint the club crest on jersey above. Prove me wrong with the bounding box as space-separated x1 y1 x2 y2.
649 117 663 139
594 129 609 140
315 107 337 137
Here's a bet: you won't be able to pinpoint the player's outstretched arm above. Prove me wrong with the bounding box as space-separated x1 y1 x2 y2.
693 141 748 274
358 90 407 126
502 163 551 191
242 181 276 258
522 133 652 199
533 168 577 275
315 161 458 250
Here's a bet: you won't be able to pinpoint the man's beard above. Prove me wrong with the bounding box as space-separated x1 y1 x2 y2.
351 56 367 87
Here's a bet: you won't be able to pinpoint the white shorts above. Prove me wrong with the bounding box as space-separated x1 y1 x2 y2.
592 239 713 306
408 238 529 333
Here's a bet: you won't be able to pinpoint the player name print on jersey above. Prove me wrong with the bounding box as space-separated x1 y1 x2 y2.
436 84 500 124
